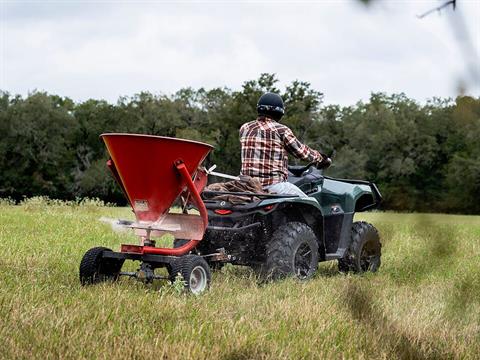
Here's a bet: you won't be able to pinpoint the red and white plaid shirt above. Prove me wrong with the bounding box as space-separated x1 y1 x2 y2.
240 116 322 187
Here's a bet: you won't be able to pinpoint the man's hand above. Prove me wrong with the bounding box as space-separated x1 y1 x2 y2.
316 153 332 169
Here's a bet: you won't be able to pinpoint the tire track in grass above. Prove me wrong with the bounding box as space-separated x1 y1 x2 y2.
341 280 454 359
387 214 459 285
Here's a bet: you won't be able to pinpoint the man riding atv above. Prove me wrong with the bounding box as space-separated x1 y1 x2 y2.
240 92 330 198
196 91 382 280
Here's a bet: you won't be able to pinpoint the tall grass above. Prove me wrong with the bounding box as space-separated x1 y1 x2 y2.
0 201 479 359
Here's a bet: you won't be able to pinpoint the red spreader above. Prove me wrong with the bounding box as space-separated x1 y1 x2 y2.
79 133 236 294
101 133 213 256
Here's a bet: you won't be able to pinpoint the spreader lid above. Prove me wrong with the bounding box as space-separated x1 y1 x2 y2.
101 133 213 222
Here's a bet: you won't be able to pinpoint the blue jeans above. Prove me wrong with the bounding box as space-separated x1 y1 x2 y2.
266 182 309 198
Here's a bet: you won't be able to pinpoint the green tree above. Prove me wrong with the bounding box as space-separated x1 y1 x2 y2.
0 92 77 199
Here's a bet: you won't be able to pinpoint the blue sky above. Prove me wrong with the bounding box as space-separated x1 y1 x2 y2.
1 0 479 105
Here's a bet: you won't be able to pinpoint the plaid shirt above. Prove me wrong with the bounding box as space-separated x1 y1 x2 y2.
240 116 322 187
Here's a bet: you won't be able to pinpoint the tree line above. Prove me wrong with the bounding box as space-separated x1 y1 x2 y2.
1 74 479 213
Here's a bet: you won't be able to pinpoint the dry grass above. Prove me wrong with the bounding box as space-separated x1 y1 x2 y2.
0 201 479 359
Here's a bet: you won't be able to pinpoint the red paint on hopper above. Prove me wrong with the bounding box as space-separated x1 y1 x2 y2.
101 133 213 222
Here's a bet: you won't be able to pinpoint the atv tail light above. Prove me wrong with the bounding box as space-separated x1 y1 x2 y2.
214 209 233 215
263 205 275 211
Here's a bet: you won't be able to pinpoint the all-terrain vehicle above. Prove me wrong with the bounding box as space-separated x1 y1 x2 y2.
79 134 382 294
198 161 382 279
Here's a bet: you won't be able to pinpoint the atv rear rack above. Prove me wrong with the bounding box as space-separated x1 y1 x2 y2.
202 190 298 199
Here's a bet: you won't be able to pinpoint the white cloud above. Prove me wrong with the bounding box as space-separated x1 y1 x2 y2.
2 0 479 105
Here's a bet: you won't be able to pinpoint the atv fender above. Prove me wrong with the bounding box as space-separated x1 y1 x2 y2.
260 197 326 259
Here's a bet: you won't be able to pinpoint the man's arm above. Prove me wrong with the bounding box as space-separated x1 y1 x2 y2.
283 127 323 162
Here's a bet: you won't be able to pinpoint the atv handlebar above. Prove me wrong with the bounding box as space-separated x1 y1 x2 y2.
288 154 332 177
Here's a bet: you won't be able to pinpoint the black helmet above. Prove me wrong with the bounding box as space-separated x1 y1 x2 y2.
257 92 284 120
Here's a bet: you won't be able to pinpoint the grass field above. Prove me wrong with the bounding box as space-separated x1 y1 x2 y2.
1 198 479 359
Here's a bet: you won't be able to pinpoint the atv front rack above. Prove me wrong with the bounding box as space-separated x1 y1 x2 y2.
323 176 383 211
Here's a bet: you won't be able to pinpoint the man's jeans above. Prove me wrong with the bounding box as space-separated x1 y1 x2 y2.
266 182 309 198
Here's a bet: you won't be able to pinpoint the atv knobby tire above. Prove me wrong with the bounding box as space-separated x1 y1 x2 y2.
262 222 319 280
168 255 211 295
79 247 124 285
338 221 381 273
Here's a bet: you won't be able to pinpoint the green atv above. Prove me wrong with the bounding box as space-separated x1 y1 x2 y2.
197 160 383 279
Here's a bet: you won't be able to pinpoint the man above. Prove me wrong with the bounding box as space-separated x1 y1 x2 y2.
240 92 326 198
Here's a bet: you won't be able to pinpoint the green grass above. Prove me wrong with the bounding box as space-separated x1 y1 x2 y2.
1 199 479 359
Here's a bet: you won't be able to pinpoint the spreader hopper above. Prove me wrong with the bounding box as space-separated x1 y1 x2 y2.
101 133 213 255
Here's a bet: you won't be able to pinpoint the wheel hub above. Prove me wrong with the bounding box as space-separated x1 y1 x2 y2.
360 240 379 271
190 265 207 294
294 243 313 279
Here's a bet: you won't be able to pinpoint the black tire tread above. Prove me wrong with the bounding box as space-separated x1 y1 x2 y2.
263 221 319 280
338 221 381 273
79 246 123 285
168 255 212 293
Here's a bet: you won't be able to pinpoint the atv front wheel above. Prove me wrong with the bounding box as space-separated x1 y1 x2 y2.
168 255 211 295
338 221 381 273
79 247 124 285
263 222 319 280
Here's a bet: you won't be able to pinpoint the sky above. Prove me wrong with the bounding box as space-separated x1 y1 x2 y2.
1 0 479 106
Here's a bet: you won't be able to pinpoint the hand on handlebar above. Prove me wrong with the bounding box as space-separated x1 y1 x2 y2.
316 153 332 169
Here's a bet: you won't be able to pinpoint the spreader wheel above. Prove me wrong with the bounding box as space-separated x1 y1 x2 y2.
168 255 211 295
79 247 124 285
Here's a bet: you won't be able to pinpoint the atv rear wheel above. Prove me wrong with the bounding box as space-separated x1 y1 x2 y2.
338 221 381 273
168 255 211 295
79 247 124 285
263 222 319 280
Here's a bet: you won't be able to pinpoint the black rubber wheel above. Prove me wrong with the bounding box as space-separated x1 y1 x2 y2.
79 247 124 285
188 235 225 272
338 221 382 273
263 222 319 280
168 255 211 295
